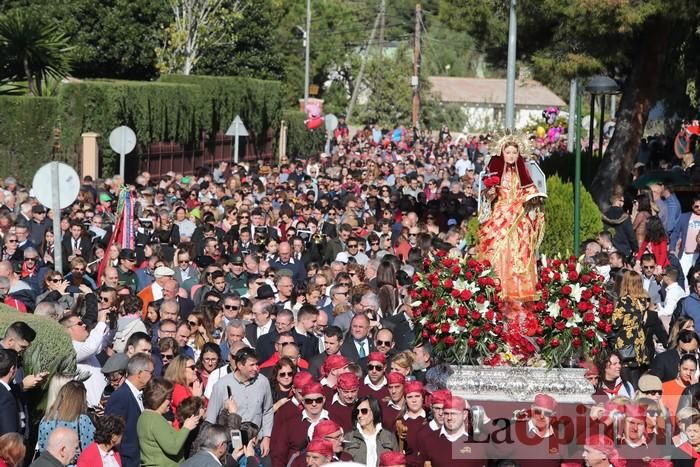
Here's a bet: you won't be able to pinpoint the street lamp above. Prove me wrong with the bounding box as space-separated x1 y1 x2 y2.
584 75 620 179
295 0 311 111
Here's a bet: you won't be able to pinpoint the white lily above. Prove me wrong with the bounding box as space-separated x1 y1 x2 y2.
547 301 560 318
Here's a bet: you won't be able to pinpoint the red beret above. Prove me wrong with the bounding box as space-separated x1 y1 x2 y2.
533 393 557 412
387 371 406 385
379 451 407 466
313 420 342 439
404 380 424 395
322 355 349 376
624 403 647 421
368 351 387 364
585 435 622 467
306 438 333 459
581 360 599 377
293 372 315 390
301 382 324 397
443 396 466 411
429 389 452 406
337 372 360 390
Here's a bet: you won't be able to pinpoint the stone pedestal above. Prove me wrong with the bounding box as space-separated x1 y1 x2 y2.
448 365 594 404
81 132 100 179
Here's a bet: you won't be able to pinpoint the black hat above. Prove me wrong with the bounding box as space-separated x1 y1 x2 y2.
119 249 137 261
194 255 214 269
256 284 275 300
230 253 244 265
32 205 46 214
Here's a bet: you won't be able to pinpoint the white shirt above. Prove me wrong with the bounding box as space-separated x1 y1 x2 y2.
98 444 121 467
403 409 426 420
363 375 387 391
527 419 553 438
440 425 468 442
257 320 272 339
0 380 10 392
125 379 144 412
354 339 370 358
660 282 686 317
151 281 164 302
428 419 440 431
359 423 380 467
302 409 329 438
73 321 109 408
455 158 474 177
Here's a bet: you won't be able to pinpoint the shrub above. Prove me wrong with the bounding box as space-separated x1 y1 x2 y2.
541 175 603 256
282 110 326 160
0 307 76 378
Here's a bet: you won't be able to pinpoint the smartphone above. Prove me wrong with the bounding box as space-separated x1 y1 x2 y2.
230 430 242 450
226 386 232 399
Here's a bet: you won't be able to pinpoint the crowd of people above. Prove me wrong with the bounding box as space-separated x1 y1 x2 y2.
0 123 698 467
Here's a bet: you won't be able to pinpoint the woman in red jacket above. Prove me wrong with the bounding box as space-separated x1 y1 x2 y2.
0 433 25 467
77 415 124 467
164 355 204 426
636 216 670 267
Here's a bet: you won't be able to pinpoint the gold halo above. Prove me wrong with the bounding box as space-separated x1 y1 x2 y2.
492 129 532 158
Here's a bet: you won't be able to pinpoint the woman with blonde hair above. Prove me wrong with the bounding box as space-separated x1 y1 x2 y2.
0 433 25 467
37 381 95 460
389 351 415 377
164 355 203 427
611 270 650 386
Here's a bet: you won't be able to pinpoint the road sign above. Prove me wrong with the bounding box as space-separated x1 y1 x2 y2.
226 115 248 163
324 114 338 133
109 126 137 180
32 162 80 273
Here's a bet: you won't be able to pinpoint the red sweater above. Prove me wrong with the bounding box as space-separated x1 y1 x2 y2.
637 238 669 267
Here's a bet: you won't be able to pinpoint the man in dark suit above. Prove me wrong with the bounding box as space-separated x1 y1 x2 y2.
340 314 375 373
0 348 20 436
181 424 231 467
649 329 699 381
61 222 94 273
245 301 275 350
309 326 344 378
292 304 320 361
104 353 153 467
380 306 416 352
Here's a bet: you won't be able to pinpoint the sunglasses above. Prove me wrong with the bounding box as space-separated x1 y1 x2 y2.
24 257 37 262
224 305 240 310
186 365 195 370
50 278 62 283
188 320 199 327
73 268 86 272
100 296 111 302
161 353 174 360
6 239 17 243
370 242 379 246
347 244 358 248
368 364 384 371
376 340 392 347
70 320 86 328
644 390 662 396
532 408 554 417
359 407 371 415
278 371 294 378
304 397 324 405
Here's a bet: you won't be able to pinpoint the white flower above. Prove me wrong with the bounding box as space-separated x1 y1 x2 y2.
571 284 583 302
547 301 560 318
411 301 422 308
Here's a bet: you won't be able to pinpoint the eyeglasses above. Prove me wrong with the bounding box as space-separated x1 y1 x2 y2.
644 390 662 396
188 320 199 327
50 278 62 283
368 364 384 371
408 233 418 237
304 397 324 405
359 407 371 415
370 242 379 246
347 244 358 248
376 340 392 347
334 291 348 296
278 371 294 378
532 408 554 417
73 268 86 273
203 357 219 363
161 353 174 360
6 239 17 243
24 257 37 262
224 304 240 310
68 320 86 328
239 215 249 219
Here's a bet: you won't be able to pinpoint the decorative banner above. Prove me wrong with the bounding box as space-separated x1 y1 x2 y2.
96 187 134 286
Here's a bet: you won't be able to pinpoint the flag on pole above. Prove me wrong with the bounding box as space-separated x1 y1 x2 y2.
96 187 135 286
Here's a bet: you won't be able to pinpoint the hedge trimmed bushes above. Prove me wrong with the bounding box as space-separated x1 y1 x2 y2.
282 110 326 160
0 307 76 378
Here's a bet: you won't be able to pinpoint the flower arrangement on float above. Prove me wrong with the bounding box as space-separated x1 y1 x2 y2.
411 251 613 367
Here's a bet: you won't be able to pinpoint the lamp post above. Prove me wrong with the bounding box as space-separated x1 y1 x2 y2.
296 0 311 111
573 80 582 255
504 0 517 130
583 76 620 181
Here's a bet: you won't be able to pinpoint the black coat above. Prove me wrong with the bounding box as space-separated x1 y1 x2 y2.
380 313 415 352
649 348 681 382
340 335 375 373
0 382 20 436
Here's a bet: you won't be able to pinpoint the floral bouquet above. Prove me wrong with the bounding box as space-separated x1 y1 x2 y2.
411 252 613 367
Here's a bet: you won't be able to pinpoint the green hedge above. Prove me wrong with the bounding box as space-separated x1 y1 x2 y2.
282 110 326 160
0 307 76 378
541 175 603 256
0 75 284 181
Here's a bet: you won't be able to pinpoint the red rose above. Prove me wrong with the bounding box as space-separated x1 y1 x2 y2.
541 290 549 301
444 336 456 346
444 279 454 289
457 318 467 328
458 307 468 318
550 339 560 348
571 327 581 336
452 266 461 275
561 285 572 295
536 337 545 347
442 258 453 268
422 290 431 298
561 308 574 319
430 336 438 345
493 325 503 336
592 284 603 295
583 312 595 323
468 338 477 348
465 271 474 281
573 338 582 348
544 316 554 327
476 295 486 304
471 327 482 338
555 321 566 331
451 289 461 298
471 311 481 320
581 274 591 284
482 259 491 268
582 289 593 300
585 329 596 339
568 271 579 281
577 301 588 312
552 259 561 268
558 298 569 308
484 323 492 332
553 272 561 281
436 250 446 258
413 274 421 284
461 290 473 301
422 330 429 338
446 308 456 318
485 310 495 321
487 343 498 352
440 323 450 333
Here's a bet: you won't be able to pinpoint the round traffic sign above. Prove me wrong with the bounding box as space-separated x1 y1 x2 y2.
325 114 338 133
109 126 137 155
32 162 80 209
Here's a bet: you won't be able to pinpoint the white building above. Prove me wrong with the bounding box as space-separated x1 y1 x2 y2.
428 76 567 132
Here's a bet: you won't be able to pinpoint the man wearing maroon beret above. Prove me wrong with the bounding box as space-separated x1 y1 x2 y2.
381 371 406 432
325 372 360 432
270 382 329 467
302 438 333 467
379 450 407 467
360 351 389 400
288 420 353 466
417 396 488 467
395 380 427 457
274 371 315 424
319 354 349 400
413 388 453 464
510 393 569 467
616 403 671 467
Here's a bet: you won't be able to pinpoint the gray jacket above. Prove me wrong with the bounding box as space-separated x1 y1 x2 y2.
344 426 398 465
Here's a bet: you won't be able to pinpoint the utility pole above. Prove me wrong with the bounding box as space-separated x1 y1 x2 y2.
505 0 517 129
303 0 311 111
412 3 421 128
346 12 381 121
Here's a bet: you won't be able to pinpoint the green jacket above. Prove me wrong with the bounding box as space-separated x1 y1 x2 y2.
137 410 191 467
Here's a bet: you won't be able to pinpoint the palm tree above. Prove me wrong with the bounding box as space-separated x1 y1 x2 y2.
0 10 73 96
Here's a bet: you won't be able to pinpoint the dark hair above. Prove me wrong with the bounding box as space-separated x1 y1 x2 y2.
351 396 383 427
0 349 17 378
93 415 125 444
636 194 652 214
640 253 656 264
176 396 204 427
324 325 344 340
239 421 259 447
665 266 681 283
120 295 144 315
143 378 174 410
644 216 667 243
3 321 36 342
679 330 700 345
272 357 297 382
197 342 221 371
680 353 698 368
234 347 257 365
126 332 151 352
297 304 319 320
